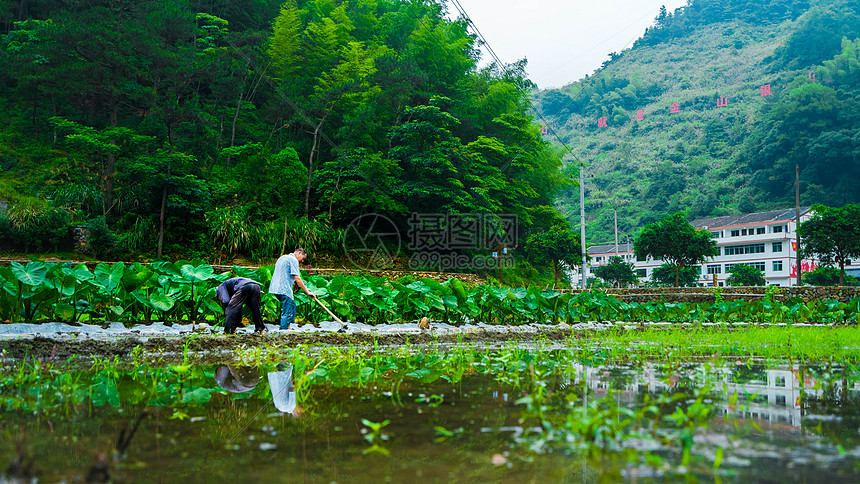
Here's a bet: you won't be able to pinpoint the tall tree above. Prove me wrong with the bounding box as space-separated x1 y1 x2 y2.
525 224 581 288
798 204 860 285
634 212 718 287
594 255 638 287
726 264 767 286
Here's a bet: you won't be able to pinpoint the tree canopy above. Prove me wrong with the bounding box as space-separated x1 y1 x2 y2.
798 204 860 285
726 264 767 286
524 224 581 288
634 212 718 287
802 266 860 286
651 264 700 287
593 256 638 287
0 0 566 267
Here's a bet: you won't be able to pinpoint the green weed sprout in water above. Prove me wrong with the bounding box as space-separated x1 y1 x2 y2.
361 418 391 456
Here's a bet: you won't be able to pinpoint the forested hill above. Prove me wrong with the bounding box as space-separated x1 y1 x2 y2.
0 0 565 263
534 0 860 246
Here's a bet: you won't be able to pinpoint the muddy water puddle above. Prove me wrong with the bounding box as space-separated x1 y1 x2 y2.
1 350 858 483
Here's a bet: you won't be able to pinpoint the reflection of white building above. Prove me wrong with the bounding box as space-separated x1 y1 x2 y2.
582 208 860 287
570 363 860 428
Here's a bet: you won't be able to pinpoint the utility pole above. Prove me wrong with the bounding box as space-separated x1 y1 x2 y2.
795 164 801 286
614 208 619 257
580 164 587 289
496 242 503 284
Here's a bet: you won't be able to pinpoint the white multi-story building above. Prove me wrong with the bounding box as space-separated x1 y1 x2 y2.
583 208 860 287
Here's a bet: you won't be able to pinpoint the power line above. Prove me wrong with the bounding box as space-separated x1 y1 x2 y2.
446 0 582 166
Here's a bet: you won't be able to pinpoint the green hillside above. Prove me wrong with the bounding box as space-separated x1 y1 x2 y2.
534 0 860 246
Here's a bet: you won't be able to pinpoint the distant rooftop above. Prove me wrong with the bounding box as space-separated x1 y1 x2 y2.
587 207 812 254
589 242 633 255
691 207 810 230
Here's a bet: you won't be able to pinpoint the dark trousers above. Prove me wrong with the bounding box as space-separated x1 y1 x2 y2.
224 283 265 333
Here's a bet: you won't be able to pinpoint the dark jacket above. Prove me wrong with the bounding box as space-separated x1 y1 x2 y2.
216 277 261 304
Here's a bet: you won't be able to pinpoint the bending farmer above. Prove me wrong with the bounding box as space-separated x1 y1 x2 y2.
216 277 266 334
270 248 316 330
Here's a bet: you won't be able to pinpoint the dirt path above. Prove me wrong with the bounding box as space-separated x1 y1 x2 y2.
0 321 594 360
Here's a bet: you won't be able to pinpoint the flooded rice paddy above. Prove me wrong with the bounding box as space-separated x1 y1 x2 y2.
1 334 858 483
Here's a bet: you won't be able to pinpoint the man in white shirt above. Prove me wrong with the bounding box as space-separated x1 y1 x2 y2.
269 248 316 330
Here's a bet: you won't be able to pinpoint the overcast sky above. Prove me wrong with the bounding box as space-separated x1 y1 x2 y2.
449 0 689 89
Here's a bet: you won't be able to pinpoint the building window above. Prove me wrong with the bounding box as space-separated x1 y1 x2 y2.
706 264 722 275
773 260 783 272
775 395 787 407
731 229 740 237
725 243 766 255
636 269 646 278
775 376 786 387
773 225 783 233
773 242 782 253
741 228 748 236
756 227 766 235
727 262 766 273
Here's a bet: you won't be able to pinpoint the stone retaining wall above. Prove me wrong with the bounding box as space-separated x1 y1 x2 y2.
560 286 860 303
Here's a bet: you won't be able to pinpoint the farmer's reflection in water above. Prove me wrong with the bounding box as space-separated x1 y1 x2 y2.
268 363 300 416
212 364 301 416
213 365 260 393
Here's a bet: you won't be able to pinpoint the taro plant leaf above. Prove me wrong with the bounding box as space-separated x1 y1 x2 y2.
91 374 121 407
49 269 77 297
149 293 176 312
447 278 468 306
151 261 181 278
180 264 215 282
94 262 125 293
9 262 53 323
121 264 153 292
182 387 216 404
54 303 75 320
332 298 353 319
0 266 18 296
72 264 94 282
179 263 217 323
10 261 48 287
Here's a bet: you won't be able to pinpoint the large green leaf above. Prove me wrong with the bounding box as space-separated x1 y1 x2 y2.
94 262 125 292
71 264 94 282
0 266 18 296
10 261 48 287
447 278 468 306
151 261 181 278
122 264 154 292
149 293 176 312
180 264 215 282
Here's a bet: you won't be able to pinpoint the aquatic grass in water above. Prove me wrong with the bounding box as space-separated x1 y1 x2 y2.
568 326 860 361
1 334 859 482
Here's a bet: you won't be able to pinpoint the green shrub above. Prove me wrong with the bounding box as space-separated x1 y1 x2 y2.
86 216 119 259
0 203 70 253
803 266 860 286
